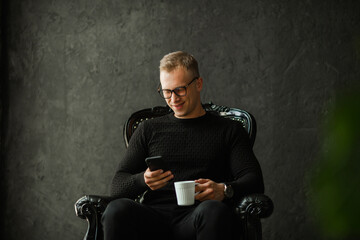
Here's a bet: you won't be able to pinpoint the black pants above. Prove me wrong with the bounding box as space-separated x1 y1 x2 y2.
101 198 238 240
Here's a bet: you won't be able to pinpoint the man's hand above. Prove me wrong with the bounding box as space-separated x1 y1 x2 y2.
144 168 174 190
194 178 225 202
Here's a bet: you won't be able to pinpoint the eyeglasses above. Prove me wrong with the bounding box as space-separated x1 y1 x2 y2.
158 77 199 99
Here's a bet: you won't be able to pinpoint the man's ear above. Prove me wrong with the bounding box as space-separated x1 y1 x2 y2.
196 77 203 91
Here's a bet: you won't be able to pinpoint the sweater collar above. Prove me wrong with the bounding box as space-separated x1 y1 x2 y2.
167 111 210 123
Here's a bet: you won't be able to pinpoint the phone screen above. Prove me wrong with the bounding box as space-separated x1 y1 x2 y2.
145 156 169 171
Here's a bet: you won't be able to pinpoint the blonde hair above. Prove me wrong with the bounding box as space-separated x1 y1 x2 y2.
159 51 200 76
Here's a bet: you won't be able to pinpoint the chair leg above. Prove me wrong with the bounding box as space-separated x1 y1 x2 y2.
246 216 262 240
82 204 102 240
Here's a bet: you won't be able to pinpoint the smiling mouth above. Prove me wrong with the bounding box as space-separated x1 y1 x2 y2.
172 102 184 109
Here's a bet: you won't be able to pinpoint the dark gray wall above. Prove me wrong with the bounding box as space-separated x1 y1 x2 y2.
1 0 359 239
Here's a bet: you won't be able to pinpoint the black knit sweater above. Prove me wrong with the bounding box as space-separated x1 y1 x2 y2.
110 112 264 205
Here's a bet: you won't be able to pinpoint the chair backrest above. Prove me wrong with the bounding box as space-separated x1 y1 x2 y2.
123 102 257 148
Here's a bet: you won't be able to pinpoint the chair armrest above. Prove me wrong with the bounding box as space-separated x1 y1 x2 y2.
75 195 114 219
236 194 274 219
75 195 115 240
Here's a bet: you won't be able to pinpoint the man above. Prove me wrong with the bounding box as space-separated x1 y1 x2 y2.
101 51 264 240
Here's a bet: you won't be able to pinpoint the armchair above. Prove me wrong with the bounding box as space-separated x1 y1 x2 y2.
75 102 273 240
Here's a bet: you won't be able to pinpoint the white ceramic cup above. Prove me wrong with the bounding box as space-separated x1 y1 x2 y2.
174 180 198 206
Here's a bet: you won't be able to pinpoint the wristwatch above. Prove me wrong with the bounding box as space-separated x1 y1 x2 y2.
223 183 234 199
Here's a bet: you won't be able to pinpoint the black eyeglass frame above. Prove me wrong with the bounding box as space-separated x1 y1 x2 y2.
157 77 199 99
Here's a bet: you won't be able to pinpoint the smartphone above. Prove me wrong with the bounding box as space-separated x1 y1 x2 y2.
145 156 169 172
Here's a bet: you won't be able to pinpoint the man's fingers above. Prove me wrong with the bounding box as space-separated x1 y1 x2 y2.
145 170 171 181
148 178 173 190
146 172 174 190
145 169 163 178
195 180 213 192
150 173 173 186
195 188 214 201
195 178 209 184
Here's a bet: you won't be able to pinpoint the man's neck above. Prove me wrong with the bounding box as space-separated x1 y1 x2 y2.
174 105 206 119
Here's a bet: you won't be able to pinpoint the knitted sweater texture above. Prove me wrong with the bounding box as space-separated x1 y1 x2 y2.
110 112 264 205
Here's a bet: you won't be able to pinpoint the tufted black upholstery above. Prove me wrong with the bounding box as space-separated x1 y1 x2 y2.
75 102 273 240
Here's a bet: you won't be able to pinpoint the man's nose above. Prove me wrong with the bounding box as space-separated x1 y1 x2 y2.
170 92 180 102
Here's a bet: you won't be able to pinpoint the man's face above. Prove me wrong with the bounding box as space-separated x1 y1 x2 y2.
160 67 203 119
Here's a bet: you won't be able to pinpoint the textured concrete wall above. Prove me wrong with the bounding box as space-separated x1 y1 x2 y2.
1 0 360 239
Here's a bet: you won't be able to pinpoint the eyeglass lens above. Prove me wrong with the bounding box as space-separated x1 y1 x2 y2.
161 87 186 99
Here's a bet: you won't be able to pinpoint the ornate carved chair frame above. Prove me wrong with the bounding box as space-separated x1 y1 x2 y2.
75 102 273 240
